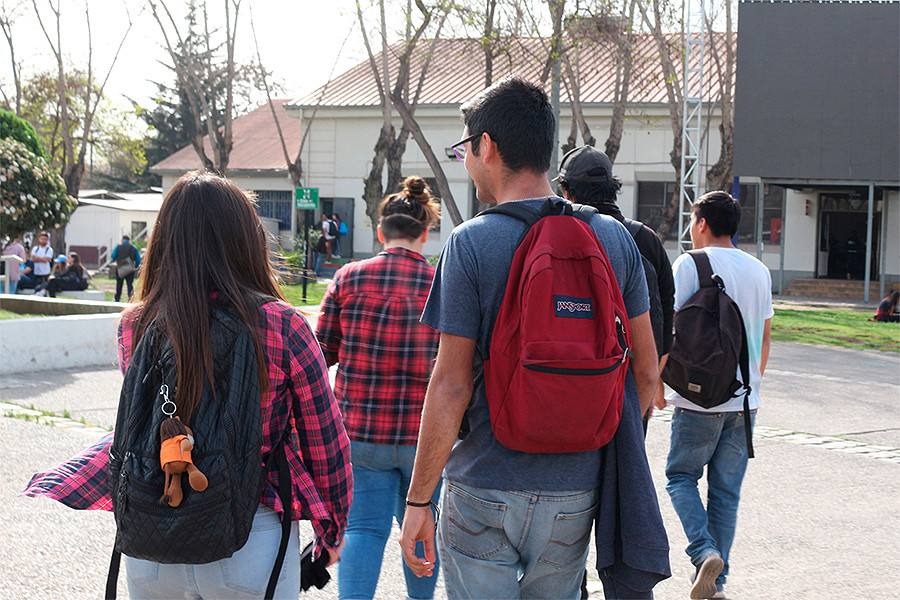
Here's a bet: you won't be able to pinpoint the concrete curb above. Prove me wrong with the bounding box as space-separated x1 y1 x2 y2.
0 312 120 374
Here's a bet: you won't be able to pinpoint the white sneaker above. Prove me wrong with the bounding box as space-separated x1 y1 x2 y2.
34 290 47 297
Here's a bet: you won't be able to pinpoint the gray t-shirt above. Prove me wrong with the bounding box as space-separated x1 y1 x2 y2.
421 198 649 491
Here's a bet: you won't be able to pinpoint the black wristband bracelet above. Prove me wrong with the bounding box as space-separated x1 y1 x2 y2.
405 499 431 508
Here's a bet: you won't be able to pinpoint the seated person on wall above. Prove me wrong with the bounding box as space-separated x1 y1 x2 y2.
51 254 68 277
17 259 36 290
34 252 90 297
872 291 900 323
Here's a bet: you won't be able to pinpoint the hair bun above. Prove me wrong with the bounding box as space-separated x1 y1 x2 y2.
402 176 430 203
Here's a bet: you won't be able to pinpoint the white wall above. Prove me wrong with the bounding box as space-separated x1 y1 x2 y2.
0 313 119 374
65 206 119 247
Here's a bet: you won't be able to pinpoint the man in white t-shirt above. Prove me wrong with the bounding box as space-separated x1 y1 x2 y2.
660 191 772 599
29 232 54 286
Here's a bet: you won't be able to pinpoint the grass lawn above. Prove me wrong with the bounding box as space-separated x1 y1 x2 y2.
280 282 328 306
0 309 49 319
771 307 899 353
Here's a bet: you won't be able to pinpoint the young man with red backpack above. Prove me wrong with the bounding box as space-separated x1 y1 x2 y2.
398 77 669 599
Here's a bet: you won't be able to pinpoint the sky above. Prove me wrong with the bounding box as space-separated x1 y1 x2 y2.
1 0 373 111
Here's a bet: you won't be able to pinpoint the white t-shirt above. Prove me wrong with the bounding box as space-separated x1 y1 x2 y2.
322 220 336 241
667 246 774 412
30 244 54 276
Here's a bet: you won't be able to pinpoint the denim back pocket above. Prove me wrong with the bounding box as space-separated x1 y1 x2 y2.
445 483 508 560
537 500 599 569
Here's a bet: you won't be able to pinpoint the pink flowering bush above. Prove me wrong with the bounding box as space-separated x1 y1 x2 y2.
0 138 75 237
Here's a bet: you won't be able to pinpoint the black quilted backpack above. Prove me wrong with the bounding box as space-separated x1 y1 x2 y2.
105 303 295 599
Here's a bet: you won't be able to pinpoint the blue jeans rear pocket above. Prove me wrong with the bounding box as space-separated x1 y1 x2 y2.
537 501 598 568
445 483 508 560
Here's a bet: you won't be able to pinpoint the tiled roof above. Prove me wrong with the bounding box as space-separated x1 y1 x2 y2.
288 34 734 108
150 99 301 174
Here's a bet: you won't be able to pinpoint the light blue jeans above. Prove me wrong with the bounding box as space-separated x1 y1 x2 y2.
438 481 598 600
338 441 442 600
0 280 17 294
665 407 755 589
124 505 300 599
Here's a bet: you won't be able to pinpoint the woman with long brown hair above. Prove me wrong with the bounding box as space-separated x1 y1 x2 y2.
316 176 441 600
24 171 352 598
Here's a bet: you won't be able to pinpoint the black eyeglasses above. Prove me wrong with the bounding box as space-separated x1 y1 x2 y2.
450 132 481 162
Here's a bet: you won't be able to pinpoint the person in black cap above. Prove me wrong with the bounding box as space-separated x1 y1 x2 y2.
555 145 675 433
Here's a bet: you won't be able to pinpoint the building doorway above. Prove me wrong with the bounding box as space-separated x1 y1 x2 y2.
817 193 881 280
320 197 354 258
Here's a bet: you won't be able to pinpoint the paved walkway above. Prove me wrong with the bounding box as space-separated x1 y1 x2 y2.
2 340 898 599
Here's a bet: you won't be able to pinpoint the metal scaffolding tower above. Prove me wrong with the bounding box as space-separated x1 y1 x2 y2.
678 0 706 252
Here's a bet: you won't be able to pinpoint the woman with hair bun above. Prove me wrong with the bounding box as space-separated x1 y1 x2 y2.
316 176 442 600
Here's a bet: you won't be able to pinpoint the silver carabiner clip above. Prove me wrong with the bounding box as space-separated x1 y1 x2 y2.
160 383 176 417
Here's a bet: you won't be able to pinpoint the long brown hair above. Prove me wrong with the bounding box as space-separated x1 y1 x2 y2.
129 171 285 424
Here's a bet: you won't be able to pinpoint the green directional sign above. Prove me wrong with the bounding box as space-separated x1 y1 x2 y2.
294 187 319 209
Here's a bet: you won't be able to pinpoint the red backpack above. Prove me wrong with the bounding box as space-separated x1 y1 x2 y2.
482 199 632 453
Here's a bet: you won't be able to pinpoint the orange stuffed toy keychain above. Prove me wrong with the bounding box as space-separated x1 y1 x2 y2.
158 381 209 507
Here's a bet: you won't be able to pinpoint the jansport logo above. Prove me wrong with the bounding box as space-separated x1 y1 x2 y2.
554 295 594 319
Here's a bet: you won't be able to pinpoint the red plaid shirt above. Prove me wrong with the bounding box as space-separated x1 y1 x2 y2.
316 248 438 445
22 300 352 552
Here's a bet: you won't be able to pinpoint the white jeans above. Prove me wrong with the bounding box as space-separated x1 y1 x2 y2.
124 505 301 599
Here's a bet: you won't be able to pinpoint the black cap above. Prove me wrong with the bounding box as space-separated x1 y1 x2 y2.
553 146 613 184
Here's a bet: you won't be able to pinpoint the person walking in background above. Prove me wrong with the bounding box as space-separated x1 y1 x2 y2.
398 78 668 599
554 145 675 435
34 252 90 297
0 234 27 294
29 231 53 288
661 191 772 599
23 171 352 598
316 176 442 600
112 235 141 302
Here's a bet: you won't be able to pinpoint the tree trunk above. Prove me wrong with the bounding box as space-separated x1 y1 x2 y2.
391 93 463 226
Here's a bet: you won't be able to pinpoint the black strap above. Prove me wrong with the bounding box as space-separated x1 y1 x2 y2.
735 307 755 459
105 549 121 599
264 437 293 599
688 249 716 288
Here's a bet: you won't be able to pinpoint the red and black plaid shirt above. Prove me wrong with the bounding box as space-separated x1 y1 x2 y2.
22 300 352 553
316 248 438 445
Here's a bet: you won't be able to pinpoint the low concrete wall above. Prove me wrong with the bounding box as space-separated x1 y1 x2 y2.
0 312 121 374
0 294 124 315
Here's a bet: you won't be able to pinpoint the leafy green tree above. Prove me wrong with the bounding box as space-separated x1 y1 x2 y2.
18 71 147 189
0 137 75 238
0 108 47 159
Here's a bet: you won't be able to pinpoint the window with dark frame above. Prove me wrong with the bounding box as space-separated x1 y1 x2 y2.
736 184 786 244
254 190 293 229
636 181 679 241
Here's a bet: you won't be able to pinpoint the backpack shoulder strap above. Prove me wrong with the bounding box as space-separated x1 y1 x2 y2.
688 249 716 288
480 202 543 227
624 218 643 240
570 203 598 226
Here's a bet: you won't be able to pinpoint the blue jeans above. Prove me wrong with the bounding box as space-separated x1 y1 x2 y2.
339 441 442 600
0 280 17 294
665 407 755 589
438 481 598 600
124 505 300 599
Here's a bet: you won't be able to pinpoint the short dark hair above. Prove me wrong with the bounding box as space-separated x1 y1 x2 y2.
460 77 555 174
692 190 741 238
122 235 130 241
556 177 623 206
